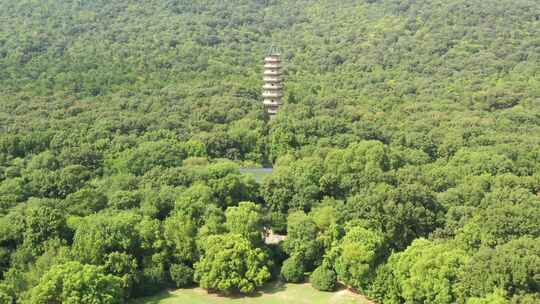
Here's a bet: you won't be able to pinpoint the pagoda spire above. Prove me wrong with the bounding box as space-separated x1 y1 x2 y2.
262 48 283 117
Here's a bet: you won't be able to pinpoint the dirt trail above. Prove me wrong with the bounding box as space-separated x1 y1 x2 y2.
329 288 377 304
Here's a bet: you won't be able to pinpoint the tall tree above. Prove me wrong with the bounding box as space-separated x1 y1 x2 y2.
194 234 271 294
29 262 123 304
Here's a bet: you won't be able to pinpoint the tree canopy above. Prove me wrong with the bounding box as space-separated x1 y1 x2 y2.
0 0 539 303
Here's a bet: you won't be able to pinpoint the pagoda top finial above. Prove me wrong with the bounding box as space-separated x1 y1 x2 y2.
266 45 281 56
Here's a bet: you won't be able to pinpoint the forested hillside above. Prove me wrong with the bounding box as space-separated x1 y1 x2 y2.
0 0 539 303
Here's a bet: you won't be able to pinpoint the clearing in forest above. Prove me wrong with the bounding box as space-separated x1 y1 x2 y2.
130 282 375 304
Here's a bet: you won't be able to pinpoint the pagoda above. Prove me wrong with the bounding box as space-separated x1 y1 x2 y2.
262 50 283 117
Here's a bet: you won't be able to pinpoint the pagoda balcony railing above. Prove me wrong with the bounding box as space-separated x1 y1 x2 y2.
263 76 282 82
264 63 281 69
263 99 281 106
264 57 281 63
263 84 283 89
264 70 282 76
263 91 283 98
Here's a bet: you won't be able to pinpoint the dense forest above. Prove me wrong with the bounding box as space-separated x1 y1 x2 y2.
1 0 539 303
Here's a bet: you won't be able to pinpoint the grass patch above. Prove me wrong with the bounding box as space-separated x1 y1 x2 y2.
130 282 375 304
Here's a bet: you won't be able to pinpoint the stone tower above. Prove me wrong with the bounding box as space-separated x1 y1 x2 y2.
262 51 283 117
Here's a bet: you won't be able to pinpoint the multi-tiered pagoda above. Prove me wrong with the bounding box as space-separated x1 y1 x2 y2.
262 51 283 117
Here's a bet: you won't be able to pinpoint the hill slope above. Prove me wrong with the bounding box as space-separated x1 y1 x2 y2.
1 0 539 162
